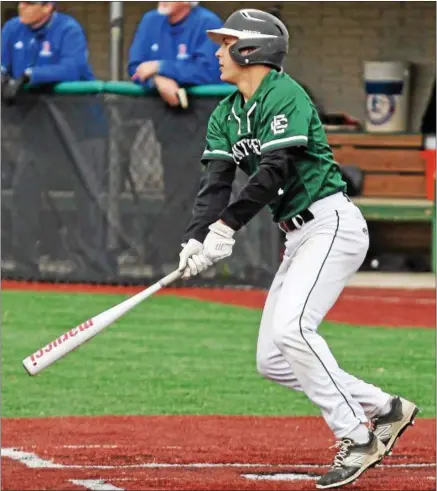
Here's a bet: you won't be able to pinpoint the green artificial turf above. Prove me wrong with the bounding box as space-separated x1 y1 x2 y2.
2 290 435 418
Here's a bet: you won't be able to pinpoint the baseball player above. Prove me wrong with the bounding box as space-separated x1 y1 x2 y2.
178 9 419 489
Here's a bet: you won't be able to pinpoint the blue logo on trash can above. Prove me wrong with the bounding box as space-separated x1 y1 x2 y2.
365 80 403 126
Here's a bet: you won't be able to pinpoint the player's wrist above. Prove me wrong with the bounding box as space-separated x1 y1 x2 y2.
209 220 235 238
218 210 240 234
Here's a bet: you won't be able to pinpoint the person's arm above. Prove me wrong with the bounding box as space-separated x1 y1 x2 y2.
219 92 312 230
128 14 150 78
182 159 236 243
182 107 235 242
202 89 313 263
29 25 92 84
179 106 236 277
1 20 14 76
157 17 222 85
219 147 303 231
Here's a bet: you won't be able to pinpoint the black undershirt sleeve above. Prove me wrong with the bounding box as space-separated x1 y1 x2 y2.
219 147 302 231
182 159 236 244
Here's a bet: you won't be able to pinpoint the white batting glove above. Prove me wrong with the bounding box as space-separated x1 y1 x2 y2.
179 239 213 279
203 220 235 264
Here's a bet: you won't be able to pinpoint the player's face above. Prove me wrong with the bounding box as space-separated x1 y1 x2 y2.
18 2 51 25
215 37 242 84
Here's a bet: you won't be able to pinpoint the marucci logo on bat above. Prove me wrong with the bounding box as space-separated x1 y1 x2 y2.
30 319 94 363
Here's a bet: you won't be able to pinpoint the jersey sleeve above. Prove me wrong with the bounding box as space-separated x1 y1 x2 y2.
1 20 14 75
258 87 312 154
201 107 234 164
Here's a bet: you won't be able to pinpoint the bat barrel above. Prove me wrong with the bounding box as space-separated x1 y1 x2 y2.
22 270 182 376
22 317 101 375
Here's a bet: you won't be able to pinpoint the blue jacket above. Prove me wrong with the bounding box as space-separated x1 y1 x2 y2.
1 12 95 84
128 6 223 87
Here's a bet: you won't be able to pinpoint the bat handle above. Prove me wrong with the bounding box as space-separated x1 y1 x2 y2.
159 269 182 288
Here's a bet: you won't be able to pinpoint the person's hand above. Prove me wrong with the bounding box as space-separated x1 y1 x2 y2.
179 239 213 279
2 73 30 105
154 75 180 107
203 220 235 263
132 61 160 82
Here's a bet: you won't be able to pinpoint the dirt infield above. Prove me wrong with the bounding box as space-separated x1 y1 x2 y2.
2 416 435 490
2 281 436 328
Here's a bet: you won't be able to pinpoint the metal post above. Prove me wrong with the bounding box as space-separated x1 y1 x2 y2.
109 2 124 81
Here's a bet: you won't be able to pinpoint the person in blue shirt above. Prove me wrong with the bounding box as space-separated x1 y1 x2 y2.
1 1 95 103
128 2 223 107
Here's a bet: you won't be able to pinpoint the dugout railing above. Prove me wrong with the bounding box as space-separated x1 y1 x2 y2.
1 82 435 288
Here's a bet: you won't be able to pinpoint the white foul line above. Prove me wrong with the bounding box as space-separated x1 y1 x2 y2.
243 473 318 481
63 445 118 449
1 448 63 468
70 480 124 491
1 448 435 470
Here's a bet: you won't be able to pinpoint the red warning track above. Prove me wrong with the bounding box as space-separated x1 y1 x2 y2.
2 281 435 328
2 416 435 490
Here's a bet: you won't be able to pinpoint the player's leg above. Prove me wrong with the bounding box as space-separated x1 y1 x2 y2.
257 243 392 419
256 252 303 392
271 198 386 488
271 200 378 437
257 197 418 471
257 251 395 420
257 233 418 472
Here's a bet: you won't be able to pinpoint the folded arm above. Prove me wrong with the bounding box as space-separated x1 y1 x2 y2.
29 27 91 84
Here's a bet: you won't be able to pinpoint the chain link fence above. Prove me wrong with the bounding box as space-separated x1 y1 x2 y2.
1 93 282 287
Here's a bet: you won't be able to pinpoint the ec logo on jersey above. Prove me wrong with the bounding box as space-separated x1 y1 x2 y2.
271 115 288 135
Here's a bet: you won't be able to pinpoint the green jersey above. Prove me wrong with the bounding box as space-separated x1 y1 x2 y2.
201 70 346 222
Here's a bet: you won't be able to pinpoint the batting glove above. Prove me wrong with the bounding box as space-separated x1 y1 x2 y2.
203 220 235 263
179 239 213 279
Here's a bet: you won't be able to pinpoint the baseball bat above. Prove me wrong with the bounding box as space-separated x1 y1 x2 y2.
22 269 182 376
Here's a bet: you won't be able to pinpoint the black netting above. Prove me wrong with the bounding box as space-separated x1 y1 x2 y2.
1 93 282 287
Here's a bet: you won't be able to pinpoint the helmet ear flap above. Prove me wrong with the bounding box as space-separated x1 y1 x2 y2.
229 38 287 71
229 40 260 66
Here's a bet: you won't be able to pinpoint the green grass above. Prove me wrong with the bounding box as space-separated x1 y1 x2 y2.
2 290 435 418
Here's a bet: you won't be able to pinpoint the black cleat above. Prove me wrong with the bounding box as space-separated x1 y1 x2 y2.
372 396 419 456
316 432 385 489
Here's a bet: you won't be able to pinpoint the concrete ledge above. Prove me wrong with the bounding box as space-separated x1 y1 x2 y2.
348 272 436 290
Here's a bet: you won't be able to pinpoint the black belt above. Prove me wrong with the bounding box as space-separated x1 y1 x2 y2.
279 208 315 233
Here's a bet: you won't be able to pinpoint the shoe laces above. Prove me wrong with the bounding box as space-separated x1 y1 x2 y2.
330 438 354 469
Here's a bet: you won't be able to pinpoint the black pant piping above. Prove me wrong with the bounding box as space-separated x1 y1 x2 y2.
298 210 360 423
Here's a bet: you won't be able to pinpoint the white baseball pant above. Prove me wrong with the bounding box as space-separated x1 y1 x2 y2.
256 192 391 439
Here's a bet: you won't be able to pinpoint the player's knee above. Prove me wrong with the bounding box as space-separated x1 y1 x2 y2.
271 318 300 351
272 307 321 350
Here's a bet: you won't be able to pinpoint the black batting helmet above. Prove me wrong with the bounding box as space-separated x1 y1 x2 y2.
207 9 289 71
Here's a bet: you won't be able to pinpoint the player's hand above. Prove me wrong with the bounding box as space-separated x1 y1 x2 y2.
132 61 160 82
154 75 180 107
179 239 213 279
203 220 235 263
